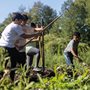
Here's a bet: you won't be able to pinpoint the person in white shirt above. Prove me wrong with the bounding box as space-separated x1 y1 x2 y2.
0 12 42 81
64 32 82 68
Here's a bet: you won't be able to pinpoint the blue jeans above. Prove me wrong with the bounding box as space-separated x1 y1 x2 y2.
64 52 73 66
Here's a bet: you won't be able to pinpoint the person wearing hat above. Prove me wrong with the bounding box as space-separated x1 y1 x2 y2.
64 32 82 68
0 12 42 81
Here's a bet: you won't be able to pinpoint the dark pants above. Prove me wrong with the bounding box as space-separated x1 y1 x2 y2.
5 47 26 81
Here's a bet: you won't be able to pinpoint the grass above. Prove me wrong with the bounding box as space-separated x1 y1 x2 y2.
0 46 90 90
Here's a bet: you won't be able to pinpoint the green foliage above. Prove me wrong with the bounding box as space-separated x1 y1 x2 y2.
78 43 90 65
0 0 90 89
0 45 90 89
55 0 90 42
0 24 5 33
29 1 43 23
28 1 57 26
0 14 12 33
0 48 9 71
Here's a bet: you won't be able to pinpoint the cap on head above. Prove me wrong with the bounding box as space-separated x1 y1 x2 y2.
12 12 24 21
73 32 80 37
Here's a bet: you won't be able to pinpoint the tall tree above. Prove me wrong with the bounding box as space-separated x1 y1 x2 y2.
29 1 57 33
18 4 26 13
28 1 43 23
59 0 88 42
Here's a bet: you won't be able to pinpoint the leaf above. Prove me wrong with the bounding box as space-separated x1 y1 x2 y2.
25 82 34 90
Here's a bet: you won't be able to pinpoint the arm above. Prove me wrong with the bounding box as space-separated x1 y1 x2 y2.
71 48 78 58
35 26 43 32
20 32 42 39
33 26 43 41
70 40 82 62
71 48 82 62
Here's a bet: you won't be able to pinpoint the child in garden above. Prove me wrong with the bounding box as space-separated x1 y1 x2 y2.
64 32 82 68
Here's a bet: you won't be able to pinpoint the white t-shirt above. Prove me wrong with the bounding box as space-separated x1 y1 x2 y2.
0 22 24 48
64 39 78 54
